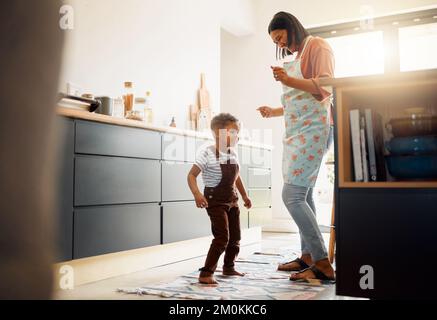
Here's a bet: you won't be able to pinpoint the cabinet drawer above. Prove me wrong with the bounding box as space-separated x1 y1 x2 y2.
75 120 161 159
249 207 271 228
162 162 201 201
248 189 272 208
162 201 211 244
248 168 271 188
74 155 161 206
162 133 196 162
73 203 161 259
238 146 272 168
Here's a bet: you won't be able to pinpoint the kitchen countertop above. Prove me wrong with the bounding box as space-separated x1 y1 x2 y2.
57 107 274 150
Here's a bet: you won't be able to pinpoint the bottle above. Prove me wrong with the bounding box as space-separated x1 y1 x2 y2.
170 117 177 128
123 81 134 116
144 91 154 125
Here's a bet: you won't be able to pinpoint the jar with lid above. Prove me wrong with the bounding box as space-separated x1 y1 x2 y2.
123 81 134 116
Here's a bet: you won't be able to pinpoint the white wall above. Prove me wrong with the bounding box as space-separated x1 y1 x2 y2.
60 0 221 128
221 0 437 232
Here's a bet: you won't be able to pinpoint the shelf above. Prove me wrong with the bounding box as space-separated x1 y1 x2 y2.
334 74 437 189
340 181 437 189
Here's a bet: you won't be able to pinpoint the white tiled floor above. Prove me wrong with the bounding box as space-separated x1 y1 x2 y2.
55 232 359 300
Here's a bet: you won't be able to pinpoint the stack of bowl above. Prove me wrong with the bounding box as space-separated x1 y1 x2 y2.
386 108 437 179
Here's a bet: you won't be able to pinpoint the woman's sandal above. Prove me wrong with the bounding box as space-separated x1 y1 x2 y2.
278 258 310 271
289 265 336 283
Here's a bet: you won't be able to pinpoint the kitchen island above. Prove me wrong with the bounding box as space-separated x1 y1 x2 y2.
321 70 437 299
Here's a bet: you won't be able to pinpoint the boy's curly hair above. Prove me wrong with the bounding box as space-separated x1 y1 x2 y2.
210 113 239 130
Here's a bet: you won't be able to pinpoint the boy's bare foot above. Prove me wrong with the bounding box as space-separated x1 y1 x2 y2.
199 275 218 285
222 269 246 277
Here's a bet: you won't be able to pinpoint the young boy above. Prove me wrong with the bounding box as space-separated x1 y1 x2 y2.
187 113 252 285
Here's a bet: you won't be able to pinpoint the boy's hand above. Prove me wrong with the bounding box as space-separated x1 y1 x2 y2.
243 196 252 209
195 193 209 209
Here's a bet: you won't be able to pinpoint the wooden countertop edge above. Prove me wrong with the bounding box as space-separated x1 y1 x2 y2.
319 69 437 88
56 107 274 150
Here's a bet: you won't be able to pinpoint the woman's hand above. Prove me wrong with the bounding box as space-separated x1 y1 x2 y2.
257 106 274 118
271 66 289 84
194 192 209 209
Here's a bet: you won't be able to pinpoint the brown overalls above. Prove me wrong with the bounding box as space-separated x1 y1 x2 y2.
199 151 241 277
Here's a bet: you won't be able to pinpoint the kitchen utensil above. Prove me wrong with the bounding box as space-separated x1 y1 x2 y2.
387 115 437 137
387 135 437 156
385 155 437 179
198 73 210 109
95 96 114 116
58 93 101 112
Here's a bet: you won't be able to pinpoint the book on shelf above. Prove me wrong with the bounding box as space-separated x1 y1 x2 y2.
364 109 387 182
350 109 363 182
350 108 387 183
360 115 369 182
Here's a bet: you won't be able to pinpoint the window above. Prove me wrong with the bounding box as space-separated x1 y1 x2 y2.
399 22 437 72
326 31 385 78
309 8 437 77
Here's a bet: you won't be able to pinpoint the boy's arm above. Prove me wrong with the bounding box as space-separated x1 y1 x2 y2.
187 165 208 208
236 175 252 209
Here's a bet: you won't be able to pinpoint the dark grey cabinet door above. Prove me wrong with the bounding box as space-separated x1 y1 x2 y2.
248 167 272 189
248 189 272 208
75 120 161 159
55 117 74 261
162 201 211 244
74 155 161 206
162 161 199 201
73 203 161 259
337 188 437 299
162 133 196 162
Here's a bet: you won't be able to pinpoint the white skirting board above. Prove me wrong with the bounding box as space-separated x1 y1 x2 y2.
53 227 262 289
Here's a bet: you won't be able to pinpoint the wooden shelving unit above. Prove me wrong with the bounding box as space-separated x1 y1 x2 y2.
324 70 437 299
331 72 437 188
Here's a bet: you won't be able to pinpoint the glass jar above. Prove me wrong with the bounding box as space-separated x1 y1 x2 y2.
123 81 134 116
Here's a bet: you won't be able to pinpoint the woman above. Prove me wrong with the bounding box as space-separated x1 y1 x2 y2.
258 12 335 282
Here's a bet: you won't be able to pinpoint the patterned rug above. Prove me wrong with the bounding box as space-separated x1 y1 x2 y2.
117 250 334 300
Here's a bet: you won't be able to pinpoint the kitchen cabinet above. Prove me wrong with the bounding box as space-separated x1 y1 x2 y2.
162 161 196 202
74 203 161 259
248 189 272 208
248 167 272 189
238 146 272 169
74 155 161 206
249 207 271 228
162 133 196 162
56 110 272 261
55 117 74 262
327 70 437 299
162 201 211 244
75 120 161 159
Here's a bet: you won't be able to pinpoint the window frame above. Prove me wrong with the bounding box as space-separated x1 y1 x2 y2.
308 8 437 75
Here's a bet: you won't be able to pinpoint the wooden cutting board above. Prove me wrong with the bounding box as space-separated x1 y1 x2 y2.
198 73 210 109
